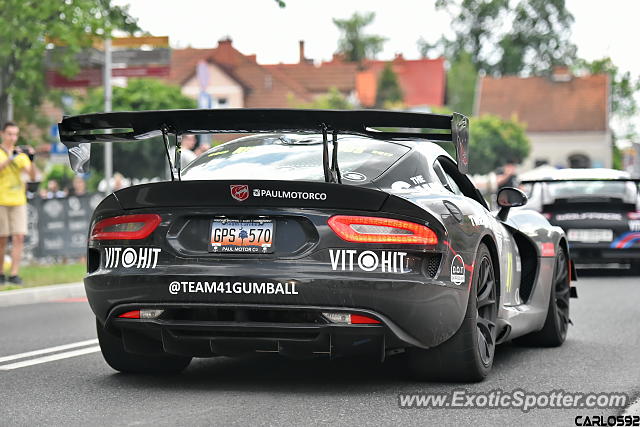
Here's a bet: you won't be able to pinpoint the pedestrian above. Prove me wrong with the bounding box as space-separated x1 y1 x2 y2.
179 134 197 167
0 122 36 285
41 178 67 199
68 175 87 196
496 159 519 190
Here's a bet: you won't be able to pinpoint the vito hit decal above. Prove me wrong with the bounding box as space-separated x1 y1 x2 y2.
450 254 466 285
104 247 161 269
329 249 408 273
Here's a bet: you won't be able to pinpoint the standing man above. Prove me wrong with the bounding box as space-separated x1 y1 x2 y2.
0 122 36 285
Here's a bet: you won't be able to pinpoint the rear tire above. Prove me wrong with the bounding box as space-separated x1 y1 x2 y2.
408 243 498 382
96 319 191 374
514 246 570 347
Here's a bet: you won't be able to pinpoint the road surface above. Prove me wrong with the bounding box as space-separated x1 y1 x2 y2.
1 274 638 426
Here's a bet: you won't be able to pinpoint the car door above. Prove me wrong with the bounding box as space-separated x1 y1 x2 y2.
435 157 522 306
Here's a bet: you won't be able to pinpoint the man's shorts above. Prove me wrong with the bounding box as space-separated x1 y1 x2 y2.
0 204 28 237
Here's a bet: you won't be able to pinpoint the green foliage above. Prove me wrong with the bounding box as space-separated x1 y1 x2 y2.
375 63 403 107
469 115 530 174
333 12 386 64
446 51 477 115
294 87 353 110
426 0 576 75
41 163 75 190
77 78 196 179
0 0 139 125
575 57 640 141
612 143 623 171
86 170 104 193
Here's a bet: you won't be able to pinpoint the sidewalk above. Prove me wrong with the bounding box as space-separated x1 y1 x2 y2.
0 282 85 307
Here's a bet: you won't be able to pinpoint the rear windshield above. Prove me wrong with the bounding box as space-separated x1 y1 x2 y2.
182 134 410 182
545 181 637 200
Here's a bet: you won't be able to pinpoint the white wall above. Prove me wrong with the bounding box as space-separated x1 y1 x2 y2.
181 63 244 108
523 131 612 170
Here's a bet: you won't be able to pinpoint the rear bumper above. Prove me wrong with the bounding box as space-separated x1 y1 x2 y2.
569 245 640 264
107 304 393 360
86 271 470 351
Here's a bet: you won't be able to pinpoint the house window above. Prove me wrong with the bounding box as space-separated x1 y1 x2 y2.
568 153 591 168
264 75 272 90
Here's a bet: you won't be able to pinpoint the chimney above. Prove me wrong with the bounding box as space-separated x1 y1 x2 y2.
299 40 305 63
551 65 571 82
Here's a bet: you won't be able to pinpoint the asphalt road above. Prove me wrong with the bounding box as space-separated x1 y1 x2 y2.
1 274 638 426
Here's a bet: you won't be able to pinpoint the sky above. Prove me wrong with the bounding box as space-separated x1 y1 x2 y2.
113 0 640 78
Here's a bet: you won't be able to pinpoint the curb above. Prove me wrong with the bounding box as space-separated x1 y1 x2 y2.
0 282 85 307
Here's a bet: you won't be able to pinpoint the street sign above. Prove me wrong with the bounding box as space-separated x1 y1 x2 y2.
111 48 171 66
109 36 169 48
46 68 102 88
112 66 170 78
45 47 104 68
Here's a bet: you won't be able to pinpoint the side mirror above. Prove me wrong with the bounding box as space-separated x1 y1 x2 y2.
496 187 528 221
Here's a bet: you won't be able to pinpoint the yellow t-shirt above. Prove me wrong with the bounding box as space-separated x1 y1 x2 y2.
0 148 31 206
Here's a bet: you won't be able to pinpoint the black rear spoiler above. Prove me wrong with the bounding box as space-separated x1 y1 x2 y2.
58 108 469 178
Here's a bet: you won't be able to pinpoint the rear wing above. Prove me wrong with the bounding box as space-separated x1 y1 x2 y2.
58 108 469 179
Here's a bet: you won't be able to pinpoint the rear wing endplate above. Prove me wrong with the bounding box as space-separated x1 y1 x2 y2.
58 108 469 178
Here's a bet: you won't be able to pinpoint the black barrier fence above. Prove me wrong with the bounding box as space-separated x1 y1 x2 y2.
26 194 105 258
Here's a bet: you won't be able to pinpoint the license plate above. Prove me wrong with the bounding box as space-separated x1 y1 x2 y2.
567 229 613 243
209 219 274 253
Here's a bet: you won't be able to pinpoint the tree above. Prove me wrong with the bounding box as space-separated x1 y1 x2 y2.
294 87 353 110
375 63 403 108
77 78 196 179
333 12 386 64
445 51 477 115
0 0 139 125
426 0 576 75
575 57 640 140
469 115 530 174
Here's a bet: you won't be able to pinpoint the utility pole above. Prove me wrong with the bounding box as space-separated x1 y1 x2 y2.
104 37 113 193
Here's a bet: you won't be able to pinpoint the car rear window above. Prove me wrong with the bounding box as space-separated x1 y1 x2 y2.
181 134 410 182
546 181 636 199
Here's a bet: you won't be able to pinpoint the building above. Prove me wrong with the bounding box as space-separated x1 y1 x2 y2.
167 39 446 110
355 54 446 108
167 38 314 108
476 67 611 170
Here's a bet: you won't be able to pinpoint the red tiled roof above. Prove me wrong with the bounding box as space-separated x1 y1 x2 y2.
264 62 358 93
167 42 446 109
477 74 609 132
358 56 446 107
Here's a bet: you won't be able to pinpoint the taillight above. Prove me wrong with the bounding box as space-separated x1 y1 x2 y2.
542 212 552 220
322 312 381 324
628 211 640 220
90 214 161 241
328 215 437 245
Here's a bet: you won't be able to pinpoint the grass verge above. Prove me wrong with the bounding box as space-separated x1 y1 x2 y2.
1 262 85 291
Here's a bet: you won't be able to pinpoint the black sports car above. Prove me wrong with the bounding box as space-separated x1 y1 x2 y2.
522 168 640 272
59 109 577 382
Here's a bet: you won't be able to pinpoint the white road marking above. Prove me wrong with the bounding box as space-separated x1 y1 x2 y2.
624 397 640 416
0 346 101 370
0 339 98 364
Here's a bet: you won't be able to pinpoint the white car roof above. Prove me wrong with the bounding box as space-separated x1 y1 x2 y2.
522 167 631 181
